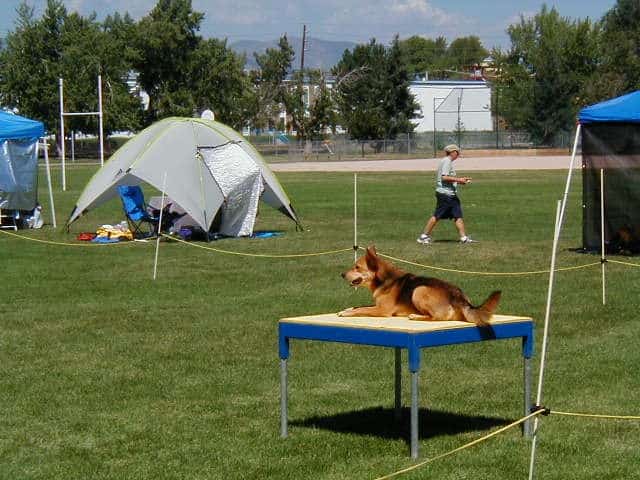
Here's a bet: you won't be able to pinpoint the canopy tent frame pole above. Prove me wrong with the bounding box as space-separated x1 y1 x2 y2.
600 169 606 305
59 75 105 191
41 139 56 228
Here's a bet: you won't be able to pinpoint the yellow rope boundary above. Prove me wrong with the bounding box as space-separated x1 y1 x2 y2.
0 228 141 247
374 406 640 480
373 249 602 276
607 259 640 268
374 409 545 480
160 233 352 258
550 410 640 420
2 228 639 274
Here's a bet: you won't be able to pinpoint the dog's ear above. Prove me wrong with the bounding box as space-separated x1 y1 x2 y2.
365 245 379 271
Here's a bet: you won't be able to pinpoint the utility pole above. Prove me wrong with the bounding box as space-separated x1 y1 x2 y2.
300 24 307 71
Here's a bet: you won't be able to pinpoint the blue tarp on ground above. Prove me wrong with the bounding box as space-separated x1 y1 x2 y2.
579 90 640 124
0 110 44 141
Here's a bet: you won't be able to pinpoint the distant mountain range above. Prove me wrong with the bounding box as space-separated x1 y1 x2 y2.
230 36 356 71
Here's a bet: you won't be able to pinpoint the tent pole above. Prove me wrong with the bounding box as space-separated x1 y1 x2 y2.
528 200 562 480
42 139 57 228
600 169 606 305
354 172 358 262
153 172 168 280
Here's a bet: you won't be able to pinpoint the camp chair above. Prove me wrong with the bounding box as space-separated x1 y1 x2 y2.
117 185 159 238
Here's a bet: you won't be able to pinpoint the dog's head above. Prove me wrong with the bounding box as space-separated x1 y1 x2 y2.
341 245 381 288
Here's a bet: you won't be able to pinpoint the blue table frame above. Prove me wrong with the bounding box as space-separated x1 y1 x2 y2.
279 314 534 458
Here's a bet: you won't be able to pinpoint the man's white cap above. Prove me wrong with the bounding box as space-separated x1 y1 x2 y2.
444 144 460 154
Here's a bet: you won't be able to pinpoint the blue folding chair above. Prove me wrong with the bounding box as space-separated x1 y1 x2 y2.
117 185 159 238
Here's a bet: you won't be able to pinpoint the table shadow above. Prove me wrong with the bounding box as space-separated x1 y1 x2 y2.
290 407 511 441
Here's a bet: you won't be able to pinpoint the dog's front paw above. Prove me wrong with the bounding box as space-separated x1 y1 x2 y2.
337 307 354 317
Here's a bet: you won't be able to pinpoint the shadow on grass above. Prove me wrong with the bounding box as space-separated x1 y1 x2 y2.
291 407 511 441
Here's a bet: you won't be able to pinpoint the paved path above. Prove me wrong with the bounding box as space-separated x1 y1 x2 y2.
270 155 579 172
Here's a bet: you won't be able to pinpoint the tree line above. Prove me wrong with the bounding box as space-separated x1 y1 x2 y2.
0 0 638 147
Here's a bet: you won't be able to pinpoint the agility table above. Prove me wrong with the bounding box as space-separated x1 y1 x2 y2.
278 313 534 458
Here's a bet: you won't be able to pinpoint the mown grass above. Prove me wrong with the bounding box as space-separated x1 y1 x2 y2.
1 165 639 479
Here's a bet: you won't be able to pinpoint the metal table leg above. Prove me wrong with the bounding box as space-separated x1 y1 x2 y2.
280 358 288 438
524 357 532 437
394 348 402 421
410 370 419 459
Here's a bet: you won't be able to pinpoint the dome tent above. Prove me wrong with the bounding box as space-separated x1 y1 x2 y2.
66 117 301 236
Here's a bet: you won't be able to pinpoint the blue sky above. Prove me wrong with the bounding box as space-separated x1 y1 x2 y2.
0 0 618 48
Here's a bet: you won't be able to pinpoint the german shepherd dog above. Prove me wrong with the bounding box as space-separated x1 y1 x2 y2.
339 246 501 326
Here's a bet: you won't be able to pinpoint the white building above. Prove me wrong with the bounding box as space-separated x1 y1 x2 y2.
409 80 493 132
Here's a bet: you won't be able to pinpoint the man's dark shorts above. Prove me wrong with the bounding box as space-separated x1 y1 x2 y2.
433 192 463 220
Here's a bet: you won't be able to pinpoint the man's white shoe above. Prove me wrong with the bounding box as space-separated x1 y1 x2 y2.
417 234 432 244
460 236 477 244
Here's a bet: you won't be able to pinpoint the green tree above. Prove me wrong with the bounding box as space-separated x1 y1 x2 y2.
283 69 336 144
399 35 448 78
498 5 599 143
132 0 204 120
334 37 417 150
447 36 488 70
588 0 640 103
250 35 295 130
190 38 252 130
0 1 142 139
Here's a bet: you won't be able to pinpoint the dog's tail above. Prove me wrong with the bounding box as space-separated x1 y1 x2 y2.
463 290 501 326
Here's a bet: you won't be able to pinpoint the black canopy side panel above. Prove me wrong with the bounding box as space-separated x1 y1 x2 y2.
582 123 640 253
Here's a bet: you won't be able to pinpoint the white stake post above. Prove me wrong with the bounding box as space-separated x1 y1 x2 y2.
42 139 57 228
58 78 66 191
98 75 105 166
600 169 606 305
354 173 358 262
528 200 562 480
153 172 168 280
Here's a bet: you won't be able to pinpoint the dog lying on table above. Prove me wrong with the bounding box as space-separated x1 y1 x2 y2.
338 246 500 326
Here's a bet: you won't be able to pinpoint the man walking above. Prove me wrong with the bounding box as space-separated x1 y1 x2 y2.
417 144 475 244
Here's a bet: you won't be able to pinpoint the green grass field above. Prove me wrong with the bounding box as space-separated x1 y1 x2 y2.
1 166 639 479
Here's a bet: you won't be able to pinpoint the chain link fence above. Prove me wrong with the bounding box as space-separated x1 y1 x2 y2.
251 130 574 163
49 129 575 164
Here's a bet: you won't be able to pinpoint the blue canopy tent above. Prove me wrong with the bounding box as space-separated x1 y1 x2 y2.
578 91 640 253
0 111 55 228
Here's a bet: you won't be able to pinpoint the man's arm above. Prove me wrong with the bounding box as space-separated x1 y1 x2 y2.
442 175 472 184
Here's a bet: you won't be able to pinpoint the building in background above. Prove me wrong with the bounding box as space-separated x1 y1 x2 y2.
410 80 493 133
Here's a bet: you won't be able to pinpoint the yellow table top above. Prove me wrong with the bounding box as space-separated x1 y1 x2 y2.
279 313 533 333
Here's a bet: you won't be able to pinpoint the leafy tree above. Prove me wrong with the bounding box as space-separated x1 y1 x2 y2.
0 1 64 129
250 35 295 130
132 0 204 120
283 69 336 143
0 1 142 140
498 6 599 143
334 37 417 150
590 0 640 102
399 35 448 78
447 36 488 70
190 38 252 130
